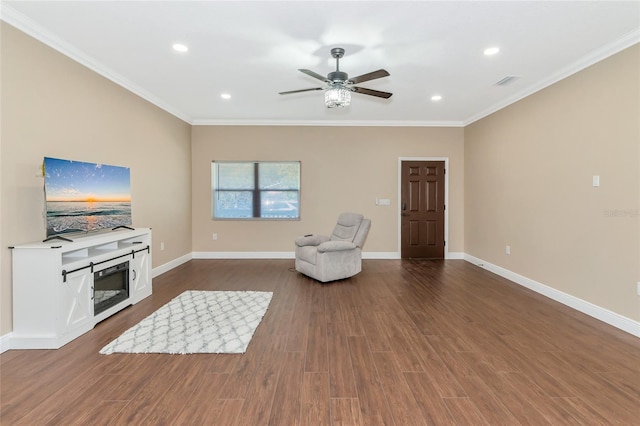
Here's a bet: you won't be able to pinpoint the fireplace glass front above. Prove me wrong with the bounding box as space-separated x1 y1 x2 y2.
94 261 129 315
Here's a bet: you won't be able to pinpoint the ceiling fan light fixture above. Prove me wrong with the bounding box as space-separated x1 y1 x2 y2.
325 86 351 108
281 47 391 105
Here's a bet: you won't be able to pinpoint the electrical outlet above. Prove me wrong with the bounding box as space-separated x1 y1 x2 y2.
160 242 165 251
213 232 218 241
637 282 640 296
505 245 511 255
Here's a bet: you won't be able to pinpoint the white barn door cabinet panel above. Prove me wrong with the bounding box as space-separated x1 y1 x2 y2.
130 248 151 304
11 228 152 349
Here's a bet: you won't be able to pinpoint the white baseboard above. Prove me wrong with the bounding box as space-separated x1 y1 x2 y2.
4 252 635 353
363 252 401 259
192 251 403 260
463 254 640 338
363 251 463 259
152 253 192 278
192 251 295 259
0 332 13 353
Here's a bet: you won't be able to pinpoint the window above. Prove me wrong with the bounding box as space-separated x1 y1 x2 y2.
212 161 300 219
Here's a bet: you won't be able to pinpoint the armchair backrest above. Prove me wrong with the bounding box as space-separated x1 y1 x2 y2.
353 219 371 248
330 213 370 248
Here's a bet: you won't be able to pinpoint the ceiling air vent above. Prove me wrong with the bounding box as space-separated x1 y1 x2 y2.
494 76 520 86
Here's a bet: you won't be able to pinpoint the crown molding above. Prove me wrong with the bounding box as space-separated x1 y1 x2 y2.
0 4 463 129
191 119 465 127
0 4 460 129
464 29 640 126
0 4 193 124
3 3 637 129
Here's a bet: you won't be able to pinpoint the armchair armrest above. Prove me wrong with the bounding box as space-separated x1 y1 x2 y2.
317 240 357 253
295 234 330 247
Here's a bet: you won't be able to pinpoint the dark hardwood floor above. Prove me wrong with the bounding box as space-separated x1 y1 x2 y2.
2 259 639 425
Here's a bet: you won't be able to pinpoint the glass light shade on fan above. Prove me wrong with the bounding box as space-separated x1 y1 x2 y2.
325 87 351 108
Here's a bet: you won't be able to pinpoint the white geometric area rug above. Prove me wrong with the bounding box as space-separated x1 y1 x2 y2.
100 290 273 355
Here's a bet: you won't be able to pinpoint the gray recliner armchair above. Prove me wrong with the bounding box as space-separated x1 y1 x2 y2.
295 213 371 282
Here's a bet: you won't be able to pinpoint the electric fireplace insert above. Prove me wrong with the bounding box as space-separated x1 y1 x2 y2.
94 261 129 315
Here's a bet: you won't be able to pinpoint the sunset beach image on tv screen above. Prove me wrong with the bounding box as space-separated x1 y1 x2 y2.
43 157 132 236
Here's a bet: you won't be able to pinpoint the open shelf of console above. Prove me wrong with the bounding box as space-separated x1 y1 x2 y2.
11 227 152 349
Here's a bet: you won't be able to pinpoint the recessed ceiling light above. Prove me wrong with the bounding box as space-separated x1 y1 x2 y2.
484 47 500 56
172 43 189 53
431 95 442 101
220 93 231 100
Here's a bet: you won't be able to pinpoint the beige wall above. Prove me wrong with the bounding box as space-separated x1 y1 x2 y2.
0 23 193 335
465 45 640 321
191 126 464 254
2 20 637 337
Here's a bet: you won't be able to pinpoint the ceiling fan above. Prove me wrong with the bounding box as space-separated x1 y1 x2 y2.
279 47 392 108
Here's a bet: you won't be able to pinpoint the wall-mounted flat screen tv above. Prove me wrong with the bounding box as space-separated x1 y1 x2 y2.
43 157 132 238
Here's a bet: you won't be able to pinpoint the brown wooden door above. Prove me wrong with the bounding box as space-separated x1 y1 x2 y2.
401 161 445 259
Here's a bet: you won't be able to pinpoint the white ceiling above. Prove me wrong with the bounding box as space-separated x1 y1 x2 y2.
2 1 639 126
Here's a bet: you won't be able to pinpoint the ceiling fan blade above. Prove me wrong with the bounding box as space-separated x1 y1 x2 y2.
351 86 393 99
348 69 390 85
299 69 330 83
279 87 324 95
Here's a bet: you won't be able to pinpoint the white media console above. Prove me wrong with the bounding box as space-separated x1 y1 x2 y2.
11 227 152 349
